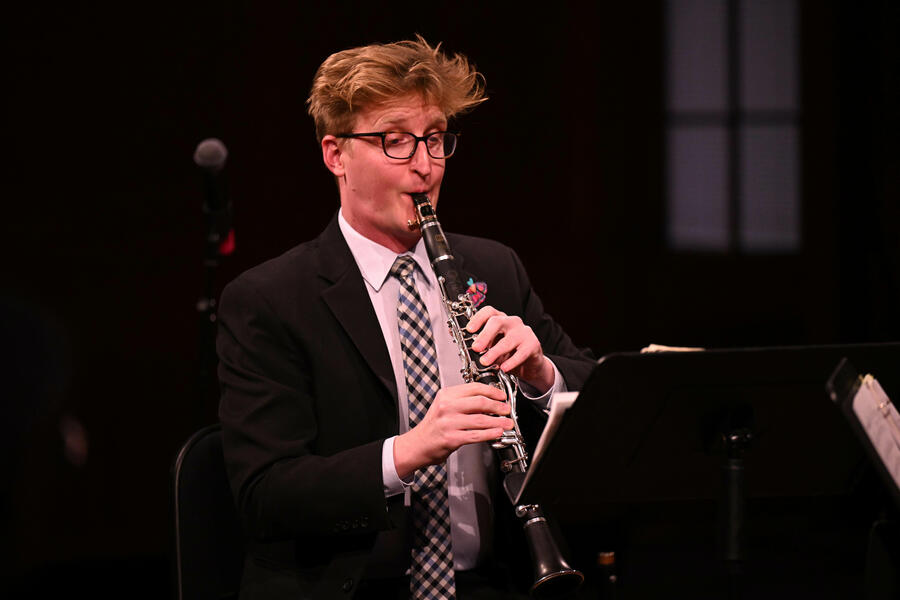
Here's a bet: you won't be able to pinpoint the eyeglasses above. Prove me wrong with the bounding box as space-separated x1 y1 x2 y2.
335 131 459 159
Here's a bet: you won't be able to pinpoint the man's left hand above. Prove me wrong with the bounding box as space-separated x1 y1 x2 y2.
466 305 555 394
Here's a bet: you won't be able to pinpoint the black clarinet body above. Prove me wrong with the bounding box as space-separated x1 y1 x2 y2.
411 193 583 599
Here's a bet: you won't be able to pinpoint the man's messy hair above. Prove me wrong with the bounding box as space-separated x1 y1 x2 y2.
307 35 487 141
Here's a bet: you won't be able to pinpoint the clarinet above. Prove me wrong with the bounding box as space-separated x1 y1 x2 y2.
410 193 583 599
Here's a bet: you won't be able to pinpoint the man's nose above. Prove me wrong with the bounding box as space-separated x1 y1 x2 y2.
410 140 432 176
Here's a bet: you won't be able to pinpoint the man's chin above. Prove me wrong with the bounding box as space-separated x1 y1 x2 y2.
392 226 422 251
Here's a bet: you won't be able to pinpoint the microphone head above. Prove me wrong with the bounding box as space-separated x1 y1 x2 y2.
193 138 228 172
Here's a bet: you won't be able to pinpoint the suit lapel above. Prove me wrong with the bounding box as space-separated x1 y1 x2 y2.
315 216 398 409
312 222 485 412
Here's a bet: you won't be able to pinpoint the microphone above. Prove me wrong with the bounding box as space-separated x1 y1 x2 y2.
194 138 234 257
193 137 228 172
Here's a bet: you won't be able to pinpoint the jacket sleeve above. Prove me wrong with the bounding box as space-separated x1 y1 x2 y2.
216 273 394 542
505 246 597 391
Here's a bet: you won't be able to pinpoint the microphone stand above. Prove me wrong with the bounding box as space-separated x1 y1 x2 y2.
196 190 233 426
192 138 232 426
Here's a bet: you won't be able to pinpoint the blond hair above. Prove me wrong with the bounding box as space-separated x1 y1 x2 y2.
306 35 486 141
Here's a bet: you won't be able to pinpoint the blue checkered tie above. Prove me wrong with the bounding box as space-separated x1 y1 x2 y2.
390 255 456 600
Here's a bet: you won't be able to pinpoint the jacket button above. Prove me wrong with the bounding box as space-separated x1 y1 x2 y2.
341 578 354 593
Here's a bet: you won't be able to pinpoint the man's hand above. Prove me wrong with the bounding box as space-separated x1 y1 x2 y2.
466 305 555 393
393 382 512 479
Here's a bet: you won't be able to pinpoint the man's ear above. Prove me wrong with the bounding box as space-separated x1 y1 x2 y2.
321 135 345 177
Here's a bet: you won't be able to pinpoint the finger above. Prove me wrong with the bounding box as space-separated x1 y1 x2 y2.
465 305 501 333
457 382 508 400
484 398 512 416
480 416 515 431
471 315 510 352
453 396 511 416
439 415 512 451
460 427 509 446
481 351 516 372
499 343 538 373
480 324 534 366
435 383 497 405
455 413 514 431
478 334 517 366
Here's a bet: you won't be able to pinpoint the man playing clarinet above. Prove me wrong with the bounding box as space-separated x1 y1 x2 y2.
217 35 595 599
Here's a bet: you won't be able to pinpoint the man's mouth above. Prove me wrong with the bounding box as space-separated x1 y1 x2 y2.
405 192 431 230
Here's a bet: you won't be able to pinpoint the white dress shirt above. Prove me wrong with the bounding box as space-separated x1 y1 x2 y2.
338 210 564 569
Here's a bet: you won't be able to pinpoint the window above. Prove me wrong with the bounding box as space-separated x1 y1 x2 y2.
665 0 800 252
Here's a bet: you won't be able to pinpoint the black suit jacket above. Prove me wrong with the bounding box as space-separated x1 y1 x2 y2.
216 215 595 599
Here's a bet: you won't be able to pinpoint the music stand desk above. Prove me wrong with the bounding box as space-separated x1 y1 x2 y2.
521 342 900 516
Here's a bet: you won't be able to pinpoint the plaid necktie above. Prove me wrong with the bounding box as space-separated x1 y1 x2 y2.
390 255 456 600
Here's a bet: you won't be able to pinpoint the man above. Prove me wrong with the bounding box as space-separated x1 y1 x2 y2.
217 36 595 599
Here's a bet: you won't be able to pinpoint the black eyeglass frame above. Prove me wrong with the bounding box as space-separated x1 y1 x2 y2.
334 131 460 159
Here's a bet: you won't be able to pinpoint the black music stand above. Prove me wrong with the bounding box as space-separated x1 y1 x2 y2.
519 342 900 599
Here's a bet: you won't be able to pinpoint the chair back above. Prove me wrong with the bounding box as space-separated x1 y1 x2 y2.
172 424 244 600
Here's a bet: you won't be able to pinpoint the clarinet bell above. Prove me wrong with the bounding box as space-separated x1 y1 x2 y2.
519 505 584 598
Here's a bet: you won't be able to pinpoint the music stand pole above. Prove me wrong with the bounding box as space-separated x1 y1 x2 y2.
721 427 752 599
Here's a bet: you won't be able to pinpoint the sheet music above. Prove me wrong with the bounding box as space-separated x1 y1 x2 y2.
518 391 578 500
852 375 900 488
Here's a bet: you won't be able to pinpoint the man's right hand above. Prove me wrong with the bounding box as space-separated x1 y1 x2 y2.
392 382 512 480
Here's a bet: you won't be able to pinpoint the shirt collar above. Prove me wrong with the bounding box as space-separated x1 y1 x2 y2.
338 209 435 292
